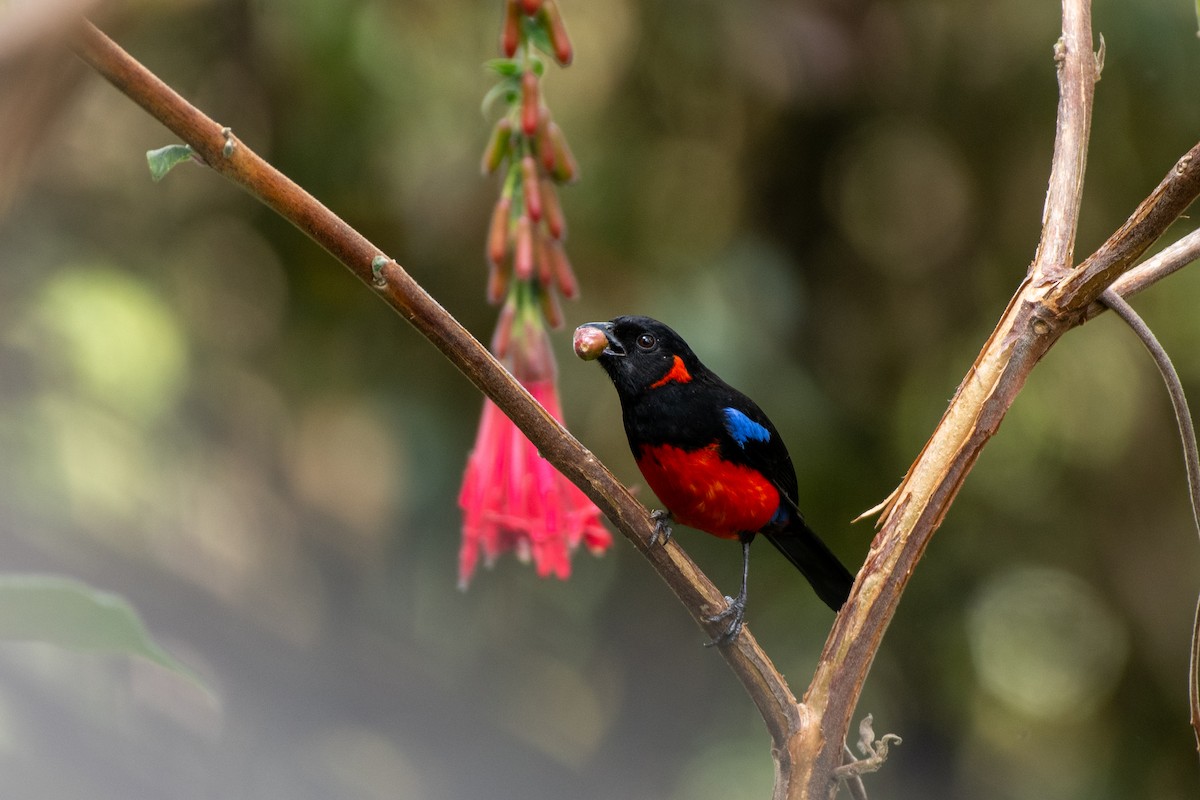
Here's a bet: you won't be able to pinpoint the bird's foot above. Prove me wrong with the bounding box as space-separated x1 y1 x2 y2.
649 509 674 547
703 595 746 647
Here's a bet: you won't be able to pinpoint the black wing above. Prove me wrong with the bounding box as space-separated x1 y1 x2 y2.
710 385 801 509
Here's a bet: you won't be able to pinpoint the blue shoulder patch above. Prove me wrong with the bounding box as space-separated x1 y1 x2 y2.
722 407 771 448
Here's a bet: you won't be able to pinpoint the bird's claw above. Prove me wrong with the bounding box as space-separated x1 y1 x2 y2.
703 595 745 647
649 509 674 547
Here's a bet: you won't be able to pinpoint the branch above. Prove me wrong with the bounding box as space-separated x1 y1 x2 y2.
68 19 810 753
1032 0 1099 276
797 1 1101 793
1091 226 1200 313
794 1 1194 794
1049 141 1200 312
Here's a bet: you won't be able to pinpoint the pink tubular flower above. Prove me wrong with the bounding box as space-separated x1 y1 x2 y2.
458 304 612 588
461 0 601 587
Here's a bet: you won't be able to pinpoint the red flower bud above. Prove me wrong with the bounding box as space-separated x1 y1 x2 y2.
481 118 512 176
546 121 578 183
540 178 565 239
535 226 554 287
500 0 521 58
521 0 543 14
491 299 517 358
539 284 564 329
514 214 534 280
521 156 542 222
487 196 511 266
533 106 553 171
539 130 557 175
547 238 578 299
540 1 573 66
520 70 540 136
487 254 512 305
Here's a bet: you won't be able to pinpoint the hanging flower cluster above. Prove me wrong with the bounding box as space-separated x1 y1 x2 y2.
458 0 611 588
479 0 580 325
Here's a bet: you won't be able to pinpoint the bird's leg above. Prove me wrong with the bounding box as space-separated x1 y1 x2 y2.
704 534 752 647
649 509 674 547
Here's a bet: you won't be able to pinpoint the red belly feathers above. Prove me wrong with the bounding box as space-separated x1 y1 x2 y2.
635 442 780 539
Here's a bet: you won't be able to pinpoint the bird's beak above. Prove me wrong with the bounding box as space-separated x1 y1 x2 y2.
581 321 626 357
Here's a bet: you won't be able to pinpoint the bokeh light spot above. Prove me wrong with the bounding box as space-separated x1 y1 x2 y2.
829 120 973 277
968 565 1129 721
35 266 187 420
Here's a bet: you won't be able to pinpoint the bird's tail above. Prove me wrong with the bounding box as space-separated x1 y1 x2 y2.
762 517 854 612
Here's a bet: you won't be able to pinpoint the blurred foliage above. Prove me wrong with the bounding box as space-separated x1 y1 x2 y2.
0 574 204 686
1 0 1200 798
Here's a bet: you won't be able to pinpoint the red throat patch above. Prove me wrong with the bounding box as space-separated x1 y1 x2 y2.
650 355 693 389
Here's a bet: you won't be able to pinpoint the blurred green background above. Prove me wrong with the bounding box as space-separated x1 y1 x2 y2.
2 0 1200 797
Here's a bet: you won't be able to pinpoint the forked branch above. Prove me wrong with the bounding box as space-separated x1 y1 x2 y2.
795 0 1200 795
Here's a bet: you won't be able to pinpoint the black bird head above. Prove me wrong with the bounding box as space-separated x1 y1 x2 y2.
575 315 704 399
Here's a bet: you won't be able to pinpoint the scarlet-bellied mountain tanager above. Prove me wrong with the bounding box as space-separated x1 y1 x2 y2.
575 315 854 644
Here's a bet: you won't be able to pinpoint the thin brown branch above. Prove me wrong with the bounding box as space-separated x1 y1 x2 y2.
1091 226 1200 313
798 295 1067 799
1031 0 1097 278
1049 140 1200 313
795 0 1200 788
1110 227 1200 298
808 155 1200 800
68 18 809 756
793 3 1102 798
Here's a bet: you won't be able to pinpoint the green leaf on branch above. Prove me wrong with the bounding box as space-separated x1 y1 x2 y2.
523 20 554 66
146 144 196 182
0 574 205 689
481 76 520 117
485 58 521 77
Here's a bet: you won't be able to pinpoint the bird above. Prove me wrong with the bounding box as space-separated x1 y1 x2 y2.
573 315 854 645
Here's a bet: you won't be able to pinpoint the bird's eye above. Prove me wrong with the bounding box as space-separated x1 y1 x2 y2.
636 333 656 350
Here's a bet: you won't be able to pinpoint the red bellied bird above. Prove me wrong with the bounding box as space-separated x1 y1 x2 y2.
574 315 854 645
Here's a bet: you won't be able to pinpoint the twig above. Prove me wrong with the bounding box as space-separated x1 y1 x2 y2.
1099 289 1200 751
1095 227 1200 311
835 714 902 782
1032 0 1098 277
68 17 809 761
840 747 868 800
1049 141 1200 313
